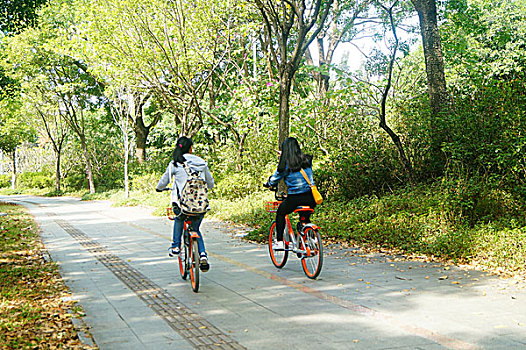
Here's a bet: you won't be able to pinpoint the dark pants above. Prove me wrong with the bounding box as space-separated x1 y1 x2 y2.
276 191 316 241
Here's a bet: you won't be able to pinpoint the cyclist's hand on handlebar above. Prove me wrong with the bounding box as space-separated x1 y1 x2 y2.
263 182 277 191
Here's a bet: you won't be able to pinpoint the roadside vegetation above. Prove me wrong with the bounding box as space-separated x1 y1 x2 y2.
0 202 95 349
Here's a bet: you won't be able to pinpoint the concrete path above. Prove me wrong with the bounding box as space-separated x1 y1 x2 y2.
2 194 525 349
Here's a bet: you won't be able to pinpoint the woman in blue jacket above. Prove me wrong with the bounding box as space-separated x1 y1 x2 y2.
264 137 316 250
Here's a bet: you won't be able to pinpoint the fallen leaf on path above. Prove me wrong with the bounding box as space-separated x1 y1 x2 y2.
439 275 448 280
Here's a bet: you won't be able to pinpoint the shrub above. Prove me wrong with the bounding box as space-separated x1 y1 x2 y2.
130 172 161 193
0 174 10 188
17 171 54 189
316 150 405 201
213 172 263 199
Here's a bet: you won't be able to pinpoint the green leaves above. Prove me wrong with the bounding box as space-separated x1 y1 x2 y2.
0 95 36 154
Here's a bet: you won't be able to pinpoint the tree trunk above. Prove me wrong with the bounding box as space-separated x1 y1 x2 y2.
123 126 130 198
378 0 415 185
55 151 61 192
412 0 449 172
10 150 16 190
412 0 448 117
278 67 293 147
236 133 247 172
379 121 414 184
316 37 331 95
79 135 95 194
134 117 148 164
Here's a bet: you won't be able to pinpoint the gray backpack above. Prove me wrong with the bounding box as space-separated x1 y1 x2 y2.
177 162 209 215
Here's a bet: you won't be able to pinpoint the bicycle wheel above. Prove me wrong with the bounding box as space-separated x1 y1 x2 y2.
268 221 288 268
189 238 200 293
178 244 188 280
301 227 323 279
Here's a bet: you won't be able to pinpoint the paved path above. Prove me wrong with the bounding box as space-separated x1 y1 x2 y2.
2 194 526 349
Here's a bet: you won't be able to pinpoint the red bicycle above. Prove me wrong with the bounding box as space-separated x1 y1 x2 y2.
265 190 323 279
167 208 201 293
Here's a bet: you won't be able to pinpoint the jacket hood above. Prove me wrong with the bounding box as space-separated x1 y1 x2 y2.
178 154 207 172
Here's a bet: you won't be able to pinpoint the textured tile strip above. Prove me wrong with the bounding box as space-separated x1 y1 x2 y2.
53 217 245 350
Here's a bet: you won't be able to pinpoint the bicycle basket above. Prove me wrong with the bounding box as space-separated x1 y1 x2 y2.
265 201 280 213
166 207 176 221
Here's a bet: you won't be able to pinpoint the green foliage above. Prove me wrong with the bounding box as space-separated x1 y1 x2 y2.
130 172 160 193
0 0 48 34
0 96 37 155
475 224 526 273
316 150 405 201
16 170 54 189
0 174 9 188
208 183 526 272
213 172 265 199
209 191 274 229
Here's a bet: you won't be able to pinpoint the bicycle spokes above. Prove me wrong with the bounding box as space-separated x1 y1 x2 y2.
189 238 200 293
301 227 323 279
178 245 188 280
268 222 288 268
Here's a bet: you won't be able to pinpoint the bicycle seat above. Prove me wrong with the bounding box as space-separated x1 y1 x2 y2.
293 206 314 214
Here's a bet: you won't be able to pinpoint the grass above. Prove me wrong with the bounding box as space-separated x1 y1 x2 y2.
0 202 95 349
208 185 526 277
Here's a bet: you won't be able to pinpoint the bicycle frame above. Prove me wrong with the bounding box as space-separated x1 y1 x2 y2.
167 208 201 292
282 210 319 256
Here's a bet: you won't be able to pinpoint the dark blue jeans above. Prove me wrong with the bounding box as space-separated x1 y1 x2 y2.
171 214 206 255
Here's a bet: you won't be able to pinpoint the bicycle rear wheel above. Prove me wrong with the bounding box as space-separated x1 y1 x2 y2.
189 238 200 293
268 221 288 268
301 227 323 279
178 244 188 280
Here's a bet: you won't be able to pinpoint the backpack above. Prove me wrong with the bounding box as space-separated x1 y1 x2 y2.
176 161 209 215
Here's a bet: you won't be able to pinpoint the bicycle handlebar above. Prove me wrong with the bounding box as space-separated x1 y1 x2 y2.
265 184 287 201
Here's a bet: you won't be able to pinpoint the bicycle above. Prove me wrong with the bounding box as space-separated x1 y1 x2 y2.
166 207 201 293
265 188 323 279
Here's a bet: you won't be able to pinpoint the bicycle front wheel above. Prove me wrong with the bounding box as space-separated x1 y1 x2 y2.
189 238 200 293
301 227 323 279
268 221 288 268
178 244 188 280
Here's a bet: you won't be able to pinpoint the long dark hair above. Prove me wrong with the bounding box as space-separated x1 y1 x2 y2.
277 137 312 173
172 136 193 166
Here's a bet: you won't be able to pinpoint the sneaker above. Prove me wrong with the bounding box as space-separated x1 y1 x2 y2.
272 241 284 250
168 247 180 257
199 253 210 272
